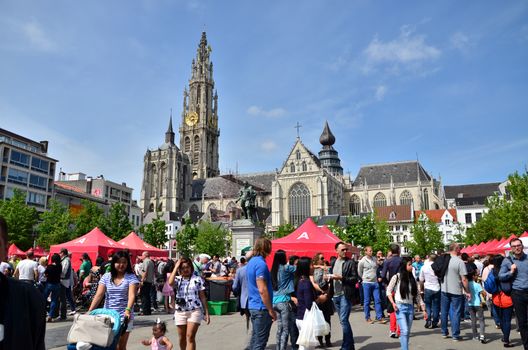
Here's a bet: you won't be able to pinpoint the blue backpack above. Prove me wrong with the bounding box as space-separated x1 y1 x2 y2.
483 270 499 294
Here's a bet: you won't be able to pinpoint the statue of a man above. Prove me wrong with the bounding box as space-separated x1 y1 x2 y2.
236 182 257 221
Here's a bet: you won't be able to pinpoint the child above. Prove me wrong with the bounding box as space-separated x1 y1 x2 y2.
141 320 173 350
468 269 487 344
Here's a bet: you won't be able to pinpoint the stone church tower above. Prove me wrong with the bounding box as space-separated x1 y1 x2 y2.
140 117 191 215
179 32 220 179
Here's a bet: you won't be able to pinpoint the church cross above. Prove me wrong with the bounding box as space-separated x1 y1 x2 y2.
294 122 302 139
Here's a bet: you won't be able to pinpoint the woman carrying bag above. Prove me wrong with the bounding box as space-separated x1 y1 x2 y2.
312 253 334 348
387 257 426 350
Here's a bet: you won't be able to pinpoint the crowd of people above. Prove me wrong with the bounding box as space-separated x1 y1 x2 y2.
1 215 528 350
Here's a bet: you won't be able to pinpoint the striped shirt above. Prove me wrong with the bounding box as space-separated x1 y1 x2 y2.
99 272 139 319
174 275 205 312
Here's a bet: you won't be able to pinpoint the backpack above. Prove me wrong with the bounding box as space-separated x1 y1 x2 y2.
483 269 499 294
431 254 451 283
500 257 516 296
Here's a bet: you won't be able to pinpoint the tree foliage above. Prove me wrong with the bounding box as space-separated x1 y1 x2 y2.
0 189 38 250
37 199 73 248
72 200 105 238
100 202 133 241
141 217 167 248
274 223 295 239
177 223 199 258
464 171 528 245
337 214 391 253
405 219 444 257
194 221 231 258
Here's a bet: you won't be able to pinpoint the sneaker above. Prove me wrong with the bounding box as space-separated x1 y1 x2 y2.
479 335 487 344
452 337 461 342
390 332 398 338
68 310 77 316
442 334 450 339
431 324 439 329
424 321 431 329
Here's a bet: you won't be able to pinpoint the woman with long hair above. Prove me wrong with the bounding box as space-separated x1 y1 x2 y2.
168 257 210 350
490 255 514 347
271 249 296 350
387 257 426 350
162 259 176 313
44 253 62 322
312 253 333 347
82 256 105 307
295 257 329 350
89 250 139 350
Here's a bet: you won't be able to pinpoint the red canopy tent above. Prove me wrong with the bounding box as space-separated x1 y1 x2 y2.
49 227 120 270
489 234 517 255
520 231 528 238
267 218 358 267
480 239 499 255
7 243 26 257
26 246 48 258
117 231 168 262
474 240 494 255
468 242 486 255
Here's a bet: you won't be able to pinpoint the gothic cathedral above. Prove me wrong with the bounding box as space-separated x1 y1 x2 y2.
179 32 220 179
140 32 219 217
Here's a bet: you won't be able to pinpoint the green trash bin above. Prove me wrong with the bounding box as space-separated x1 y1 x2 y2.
208 301 228 315
227 298 237 313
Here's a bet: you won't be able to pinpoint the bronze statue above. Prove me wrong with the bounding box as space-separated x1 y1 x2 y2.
236 181 257 221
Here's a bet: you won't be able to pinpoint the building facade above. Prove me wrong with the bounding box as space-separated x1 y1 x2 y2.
179 32 220 179
0 128 57 211
415 209 459 244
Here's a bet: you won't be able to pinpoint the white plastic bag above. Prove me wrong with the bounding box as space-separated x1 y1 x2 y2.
312 303 330 337
296 307 317 347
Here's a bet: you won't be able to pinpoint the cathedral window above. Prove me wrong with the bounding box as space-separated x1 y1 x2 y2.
296 150 301 160
160 163 166 196
288 182 311 226
149 203 154 212
423 189 429 210
194 135 200 151
349 195 361 215
373 192 386 208
302 161 307 172
193 152 199 164
184 137 190 152
399 190 413 206
150 164 156 197
290 162 295 173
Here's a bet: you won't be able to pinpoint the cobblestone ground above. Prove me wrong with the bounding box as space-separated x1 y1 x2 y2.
47 305 520 349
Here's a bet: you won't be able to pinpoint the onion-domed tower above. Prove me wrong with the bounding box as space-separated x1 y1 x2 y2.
318 121 343 176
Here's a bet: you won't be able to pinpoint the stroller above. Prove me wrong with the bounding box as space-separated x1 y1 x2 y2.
67 308 128 350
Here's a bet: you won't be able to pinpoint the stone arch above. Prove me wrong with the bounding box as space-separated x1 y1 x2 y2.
373 192 387 207
399 190 413 206
349 194 361 215
288 182 311 226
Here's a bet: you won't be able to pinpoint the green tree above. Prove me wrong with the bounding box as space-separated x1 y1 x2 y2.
141 217 167 248
194 221 230 257
177 223 199 258
337 214 391 253
405 219 444 257
100 202 133 241
274 223 295 239
0 189 38 250
36 199 73 248
72 200 105 238
465 171 528 245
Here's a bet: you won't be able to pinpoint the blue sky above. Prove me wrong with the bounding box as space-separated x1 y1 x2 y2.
1 1 527 200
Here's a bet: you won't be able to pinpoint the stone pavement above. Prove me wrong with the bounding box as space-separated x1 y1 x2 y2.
47 306 522 349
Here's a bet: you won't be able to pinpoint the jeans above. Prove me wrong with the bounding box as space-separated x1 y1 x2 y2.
362 282 383 321
289 305 299 350
273 302 291 350
59 284 76 318
468 305 484 338
333 295 355 350
44 283 61 318
395 303 414 350
249 309 273 350
511 289 528 349
489 299 501 326
497 306 514 343
423 289 440 326
141 282 152 314
440 292 464 339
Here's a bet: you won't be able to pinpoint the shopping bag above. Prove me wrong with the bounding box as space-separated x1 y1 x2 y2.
67 313 114 347
297 307 317 347
312 303 330 337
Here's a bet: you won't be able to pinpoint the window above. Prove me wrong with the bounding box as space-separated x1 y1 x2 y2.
296 150 301 160
290 162 295 173
150 164 156 197
402 225 407 231
27 191 46 206
10 150 29 167
403 235 408 242
475 212 482 222
31 157 49 173
373 192 386 207
302 161 307 172
184 137 190 152
289 182 311 226
399 190 413 206
160 163 166 196
445 219 451 225
389 212 396 220
423 189 429 210
194 135 200 152
349 195 361 215
7 168 28 185
395 225 400 231
29 174 47 190
149 203 154 212
465 213 472 224
396 235 401 243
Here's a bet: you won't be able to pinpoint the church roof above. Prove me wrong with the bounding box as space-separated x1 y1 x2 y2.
444 183 501 200
236 172 275 192
191 172 275 200
352 161 431 187
374 205 413 222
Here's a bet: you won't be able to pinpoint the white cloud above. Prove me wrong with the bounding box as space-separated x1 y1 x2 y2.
450 32 474 53
247 105 287 118
364 26 440 67
260 140 278 152
375 85 387 101
21 20 56 52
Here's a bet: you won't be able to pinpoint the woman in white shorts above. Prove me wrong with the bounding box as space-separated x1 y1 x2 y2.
168 257 210 350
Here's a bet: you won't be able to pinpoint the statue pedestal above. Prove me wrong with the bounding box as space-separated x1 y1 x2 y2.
231 219 264 257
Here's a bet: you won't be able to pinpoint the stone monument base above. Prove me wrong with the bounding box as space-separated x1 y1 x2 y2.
231 219 264 257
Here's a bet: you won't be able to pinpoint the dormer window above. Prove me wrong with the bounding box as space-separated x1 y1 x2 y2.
389 211 396 220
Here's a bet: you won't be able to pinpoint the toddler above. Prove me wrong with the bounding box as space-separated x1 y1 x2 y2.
141 320 173 350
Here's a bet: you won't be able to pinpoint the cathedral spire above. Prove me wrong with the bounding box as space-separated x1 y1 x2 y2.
318 121 343 176
165 112 175 144
319 120 336 147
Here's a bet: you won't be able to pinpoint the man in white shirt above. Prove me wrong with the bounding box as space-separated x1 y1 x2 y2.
14 250 38 283
419 254 441 329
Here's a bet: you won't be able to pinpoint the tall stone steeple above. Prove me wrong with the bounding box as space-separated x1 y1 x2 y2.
179 32 220 179
165 115 175 144
318 121 343 176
